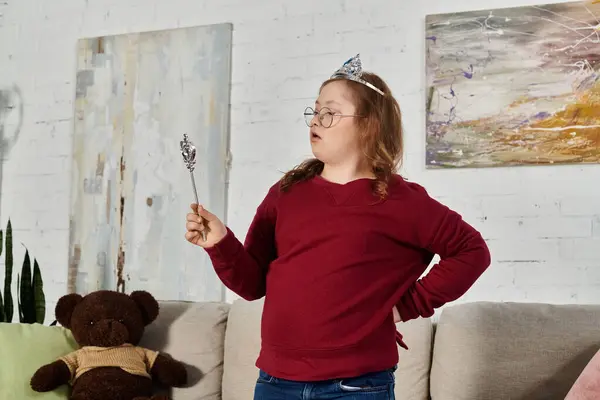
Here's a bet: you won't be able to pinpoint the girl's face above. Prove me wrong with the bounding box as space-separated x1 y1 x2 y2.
308 80 362 166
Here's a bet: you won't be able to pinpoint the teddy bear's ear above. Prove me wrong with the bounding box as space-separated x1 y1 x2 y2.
130 290 159 325
55 293 83 328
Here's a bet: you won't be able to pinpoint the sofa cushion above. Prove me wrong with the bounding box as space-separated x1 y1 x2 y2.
395 317 433 400
222 298 433 400
0 322 78 399
221 298 263 400
140 301 230 400
430 301 600 400
565 348 600 399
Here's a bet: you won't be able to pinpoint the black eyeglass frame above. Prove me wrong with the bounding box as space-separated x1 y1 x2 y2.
303 106 364 128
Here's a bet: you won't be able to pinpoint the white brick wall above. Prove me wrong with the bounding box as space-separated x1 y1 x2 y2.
0 0 598 321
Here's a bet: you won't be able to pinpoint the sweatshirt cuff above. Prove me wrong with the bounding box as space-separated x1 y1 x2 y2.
204 227 241 264
396 298 419 323
398 308 416 323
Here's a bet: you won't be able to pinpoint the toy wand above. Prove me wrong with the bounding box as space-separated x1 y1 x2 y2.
180 134 209 241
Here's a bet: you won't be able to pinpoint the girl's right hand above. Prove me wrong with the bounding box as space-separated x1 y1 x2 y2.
185 203 227 248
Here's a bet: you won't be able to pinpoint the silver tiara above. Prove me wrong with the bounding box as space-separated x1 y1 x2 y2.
330 54 384 96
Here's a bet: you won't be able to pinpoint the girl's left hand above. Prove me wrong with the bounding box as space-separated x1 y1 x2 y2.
393 306 401 323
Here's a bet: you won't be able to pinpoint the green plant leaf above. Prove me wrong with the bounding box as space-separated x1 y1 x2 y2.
0 228 4 323
19 249 34 323
0 279 4 322
17 273 22 322
4 220 13 322
0 293 8 322
32 258 45 324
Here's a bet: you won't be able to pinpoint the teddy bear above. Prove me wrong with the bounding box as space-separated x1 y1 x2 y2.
30 290 188 400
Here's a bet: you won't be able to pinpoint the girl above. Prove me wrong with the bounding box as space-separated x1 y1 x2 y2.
185 54 491 399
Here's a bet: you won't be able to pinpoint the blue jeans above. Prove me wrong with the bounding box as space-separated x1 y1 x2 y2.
253 367 396 399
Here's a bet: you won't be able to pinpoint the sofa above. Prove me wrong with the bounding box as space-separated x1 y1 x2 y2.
136 298 600 400
5 298 600 399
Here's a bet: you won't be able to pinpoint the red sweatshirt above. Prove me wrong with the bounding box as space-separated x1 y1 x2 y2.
204 174 490 381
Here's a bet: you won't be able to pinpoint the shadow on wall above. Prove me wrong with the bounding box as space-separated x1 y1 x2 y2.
0 85 24 218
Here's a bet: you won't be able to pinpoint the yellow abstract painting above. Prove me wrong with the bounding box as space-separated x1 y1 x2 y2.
426 1 600 168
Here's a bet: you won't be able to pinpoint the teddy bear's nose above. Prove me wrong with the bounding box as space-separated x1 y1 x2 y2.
91 318 129 346
98 318 123 328
107 320 119 328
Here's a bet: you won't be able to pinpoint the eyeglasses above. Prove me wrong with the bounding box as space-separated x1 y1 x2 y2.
303 106 362 128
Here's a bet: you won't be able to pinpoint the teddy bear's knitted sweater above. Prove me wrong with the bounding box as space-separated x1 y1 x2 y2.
59 343 158 383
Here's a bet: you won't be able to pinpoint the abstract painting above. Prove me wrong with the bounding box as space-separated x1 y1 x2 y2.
68 23 232 301
425 1 600 168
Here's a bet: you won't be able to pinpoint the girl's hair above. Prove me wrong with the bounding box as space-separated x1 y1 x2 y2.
279 72 403 199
